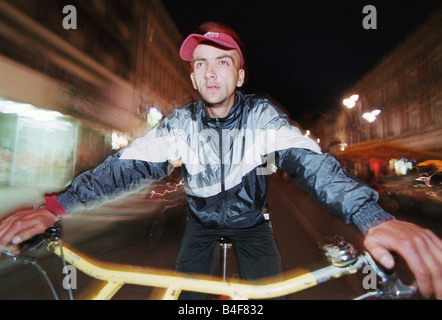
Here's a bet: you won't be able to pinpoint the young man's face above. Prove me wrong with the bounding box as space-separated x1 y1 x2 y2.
190 44 245 113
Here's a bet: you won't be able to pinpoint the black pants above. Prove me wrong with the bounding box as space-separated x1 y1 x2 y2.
175 215 284 300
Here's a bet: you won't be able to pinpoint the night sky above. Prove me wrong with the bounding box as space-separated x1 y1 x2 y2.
163 0 440 125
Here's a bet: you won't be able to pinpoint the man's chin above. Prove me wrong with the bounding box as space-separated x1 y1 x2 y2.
202 97 225 107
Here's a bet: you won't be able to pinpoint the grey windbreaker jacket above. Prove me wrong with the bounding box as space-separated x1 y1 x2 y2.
56 91 394 233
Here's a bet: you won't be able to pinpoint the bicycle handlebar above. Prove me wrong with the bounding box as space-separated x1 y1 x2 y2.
318 235 417 300
2 226 417 300
357 252 417 299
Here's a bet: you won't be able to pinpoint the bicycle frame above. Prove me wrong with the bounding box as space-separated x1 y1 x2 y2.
47 240 414 300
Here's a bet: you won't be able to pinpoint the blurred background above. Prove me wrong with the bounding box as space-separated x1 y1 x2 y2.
0 0 440 300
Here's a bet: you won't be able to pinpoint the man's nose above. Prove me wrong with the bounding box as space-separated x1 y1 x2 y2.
204 63 216 80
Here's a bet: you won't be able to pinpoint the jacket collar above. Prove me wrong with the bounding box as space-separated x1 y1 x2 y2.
200 91 244 128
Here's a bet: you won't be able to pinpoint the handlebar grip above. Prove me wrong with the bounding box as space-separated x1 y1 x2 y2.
3 222 63 258
362 252 418 299
319 235 417 299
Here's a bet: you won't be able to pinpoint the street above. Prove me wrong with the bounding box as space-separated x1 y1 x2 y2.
0 173 440 300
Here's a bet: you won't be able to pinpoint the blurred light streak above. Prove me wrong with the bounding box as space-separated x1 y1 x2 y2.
149 180 184 198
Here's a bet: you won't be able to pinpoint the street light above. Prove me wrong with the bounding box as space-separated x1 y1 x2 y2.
343 94 359 109
362 109 381 123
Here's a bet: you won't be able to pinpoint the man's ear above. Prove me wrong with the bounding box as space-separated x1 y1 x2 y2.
237 69 245 88
190 72 198 90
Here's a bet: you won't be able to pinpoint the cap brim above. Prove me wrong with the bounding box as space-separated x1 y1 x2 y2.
179 33 243 67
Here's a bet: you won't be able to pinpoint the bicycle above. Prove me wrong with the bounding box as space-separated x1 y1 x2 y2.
2 224 417 300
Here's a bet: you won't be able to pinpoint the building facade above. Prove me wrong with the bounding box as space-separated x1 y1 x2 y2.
313 8 442 163
0 0 196 192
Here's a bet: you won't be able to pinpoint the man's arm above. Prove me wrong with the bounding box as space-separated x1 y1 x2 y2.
0 111 183 249
56 152 172 213
0 153 172 249
276 147 442 299
276 148 394 232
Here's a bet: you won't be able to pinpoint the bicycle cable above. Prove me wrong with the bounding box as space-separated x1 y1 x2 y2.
4 222 74 300
45 222 74 300
27 257 60 300
4 241 60 300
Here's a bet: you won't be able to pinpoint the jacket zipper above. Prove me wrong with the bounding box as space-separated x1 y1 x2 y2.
216 118 227 227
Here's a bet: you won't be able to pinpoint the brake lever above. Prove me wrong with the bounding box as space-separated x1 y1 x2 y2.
2 234 45 265
2 221 63 262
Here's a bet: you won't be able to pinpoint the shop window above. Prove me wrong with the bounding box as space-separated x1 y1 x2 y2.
0 97 78 188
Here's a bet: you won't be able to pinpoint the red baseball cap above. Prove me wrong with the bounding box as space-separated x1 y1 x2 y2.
180 31 244 68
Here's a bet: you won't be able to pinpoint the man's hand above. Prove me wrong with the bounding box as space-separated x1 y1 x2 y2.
0 208 60 252
364 219 442 299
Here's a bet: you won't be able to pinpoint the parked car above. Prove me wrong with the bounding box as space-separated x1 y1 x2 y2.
378 170 442 220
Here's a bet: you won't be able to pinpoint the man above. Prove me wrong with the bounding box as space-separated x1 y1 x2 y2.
0 23 441 299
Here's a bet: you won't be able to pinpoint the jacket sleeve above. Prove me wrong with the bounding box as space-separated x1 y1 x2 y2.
276 148 395 234
55 152 173 214
55 112 183 215
258 100 394 234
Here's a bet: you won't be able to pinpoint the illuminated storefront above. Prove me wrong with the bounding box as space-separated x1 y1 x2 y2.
0 97 113 188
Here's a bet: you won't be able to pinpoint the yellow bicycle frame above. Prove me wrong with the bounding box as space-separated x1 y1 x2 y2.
49 242 367 300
